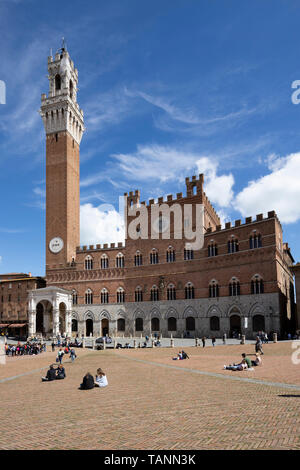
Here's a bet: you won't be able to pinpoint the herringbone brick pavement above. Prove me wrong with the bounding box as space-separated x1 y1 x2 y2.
0 342 299 450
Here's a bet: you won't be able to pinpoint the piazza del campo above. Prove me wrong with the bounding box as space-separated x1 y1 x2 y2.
0 0 300 455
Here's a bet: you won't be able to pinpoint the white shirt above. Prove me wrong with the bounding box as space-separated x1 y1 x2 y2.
96 374 108 387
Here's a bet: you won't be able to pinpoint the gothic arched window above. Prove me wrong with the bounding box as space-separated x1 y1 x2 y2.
228 238 239 254
185 282 195 299
229 278 240 296
251 275 264 294
134 251 142 266
101 288 109 304
85 289 93 305
55 74 61 91
166 247 175 263
150 286 159 301
117 287 125 303
150 249 159 265
209 280 219 298
250 233 262 249
101 254 109 269
167 284 176 300
135 286 143 302
116 253 124 268
84 255 93 270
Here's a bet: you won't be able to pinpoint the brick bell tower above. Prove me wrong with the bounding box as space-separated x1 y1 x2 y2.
40 44 84 271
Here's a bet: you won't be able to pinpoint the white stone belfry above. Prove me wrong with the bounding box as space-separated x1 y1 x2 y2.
39 45 84 144
28 286 73 338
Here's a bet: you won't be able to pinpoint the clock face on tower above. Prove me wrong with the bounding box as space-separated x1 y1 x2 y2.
49 237 64 254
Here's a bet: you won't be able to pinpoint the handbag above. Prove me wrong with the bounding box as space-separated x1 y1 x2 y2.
56 357 59 362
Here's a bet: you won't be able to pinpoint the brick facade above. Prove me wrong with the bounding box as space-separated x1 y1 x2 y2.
28 47 298 339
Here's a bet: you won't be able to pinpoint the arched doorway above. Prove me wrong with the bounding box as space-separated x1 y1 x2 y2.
210 316 220 331
86 318 93 336
102 318 109 336
230 314 241 337
117 318 125 333
72 319 78 333
135 318 143 332
36 303 44 334
151 317 160 331
168 317 177 331
253 315 265 332
186 317 195 331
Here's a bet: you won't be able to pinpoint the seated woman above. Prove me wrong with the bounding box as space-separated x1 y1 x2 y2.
56 364 66 380
79 372 95 390
94 368 108 388
251 353 262 366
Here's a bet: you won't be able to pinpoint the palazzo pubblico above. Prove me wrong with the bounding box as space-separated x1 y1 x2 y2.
1 47 298 340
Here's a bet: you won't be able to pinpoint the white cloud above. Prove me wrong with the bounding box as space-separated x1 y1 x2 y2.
112 144 235 207
235 153 300 223
195 157 234 207
80 203 125 246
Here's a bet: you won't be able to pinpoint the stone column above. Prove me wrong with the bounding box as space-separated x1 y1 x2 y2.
53 309 60 337
66 310 72 338
28 310 36 337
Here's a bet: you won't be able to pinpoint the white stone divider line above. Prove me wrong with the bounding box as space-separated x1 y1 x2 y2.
113 352 300 392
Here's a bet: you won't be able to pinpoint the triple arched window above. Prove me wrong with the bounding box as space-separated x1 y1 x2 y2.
150 249 159 265
167 284 176 301
135 286 143 302
116 287 125 303
185 282 195 299
184 248 194 260
85 255 93 270
116 253 124 268
229 278 240 296
251 276 264 294
208 243 218 257
150 285 159 301
209 280 219 298
228 238 239 253
134 251 143 266
101 254 109 269
101 288 109 304
85 289 93 305
166 247 175 263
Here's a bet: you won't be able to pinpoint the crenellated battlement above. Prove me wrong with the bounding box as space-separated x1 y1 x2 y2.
76 241 125 253
205 211 279 235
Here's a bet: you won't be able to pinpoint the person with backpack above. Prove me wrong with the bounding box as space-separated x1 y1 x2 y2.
70 348 76 362
57 348 64 364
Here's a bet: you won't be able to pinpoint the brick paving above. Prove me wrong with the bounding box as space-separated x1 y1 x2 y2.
0 342 299 450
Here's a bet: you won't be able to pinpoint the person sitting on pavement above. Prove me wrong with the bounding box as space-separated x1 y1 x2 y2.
79 372 95 390
223 353 253 371
42 364 57 382
94 368 108 388
251 353 262 367
56 364 66 380
173 351 183 360
181 350 189 359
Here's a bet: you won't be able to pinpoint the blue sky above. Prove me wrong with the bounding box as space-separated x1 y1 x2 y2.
0 0 300 276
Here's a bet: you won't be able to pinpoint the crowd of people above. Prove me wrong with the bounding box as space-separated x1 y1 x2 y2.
5 341 46 356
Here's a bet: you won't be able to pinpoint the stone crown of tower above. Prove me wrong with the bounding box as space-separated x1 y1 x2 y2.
39 46 84 144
